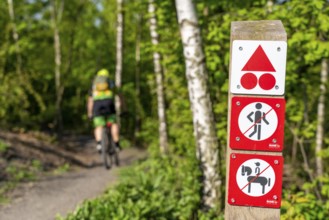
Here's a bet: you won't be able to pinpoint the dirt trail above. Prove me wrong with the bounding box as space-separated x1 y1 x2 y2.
0 134 147 220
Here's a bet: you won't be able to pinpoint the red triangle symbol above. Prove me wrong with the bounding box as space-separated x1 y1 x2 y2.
242 45 276 72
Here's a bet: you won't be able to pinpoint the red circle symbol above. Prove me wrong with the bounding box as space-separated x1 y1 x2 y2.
240 73 257 90
259 73 276 90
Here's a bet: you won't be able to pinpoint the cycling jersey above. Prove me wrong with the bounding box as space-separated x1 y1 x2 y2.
89 76 116 125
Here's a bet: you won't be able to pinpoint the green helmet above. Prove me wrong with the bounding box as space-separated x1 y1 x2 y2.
97 68 110 77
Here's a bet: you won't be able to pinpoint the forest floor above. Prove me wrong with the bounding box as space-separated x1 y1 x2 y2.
0 130 147 220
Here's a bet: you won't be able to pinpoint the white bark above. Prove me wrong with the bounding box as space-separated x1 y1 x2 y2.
7 0 22 74
51 0 64 135
315 59 328 178
148 0 168 154
175 0 221 209
267 0 274 13
135 14 142 136
115 0 124 126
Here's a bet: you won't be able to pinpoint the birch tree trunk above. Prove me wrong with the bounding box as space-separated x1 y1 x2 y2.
7 0 22 75
175 0 221 209
135 13 142 139
315 58 328 178
267 0 274 13
148 0 169 154
51 0 64 137
115 0 123 126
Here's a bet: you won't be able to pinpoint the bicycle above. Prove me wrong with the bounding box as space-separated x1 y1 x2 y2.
100 121 120 170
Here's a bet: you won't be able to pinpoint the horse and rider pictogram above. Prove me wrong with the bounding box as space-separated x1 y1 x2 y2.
228 153 283 208
238 159 273 196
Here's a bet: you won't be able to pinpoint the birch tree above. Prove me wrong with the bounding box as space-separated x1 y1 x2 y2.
315 58 328 178
51 0 64 137
115 0 123 126
175 0 221 209
148 0 168 154
135 13 142 138
6 0 22 75
6 0 46 115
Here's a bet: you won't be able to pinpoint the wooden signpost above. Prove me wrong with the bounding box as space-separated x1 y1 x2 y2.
225 20 287 219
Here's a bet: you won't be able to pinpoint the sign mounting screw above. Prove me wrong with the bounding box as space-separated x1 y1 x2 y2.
236 137 240 141
276 104 280 108
231 198 236 203
239 47 243 51
277 47 281 52
273 195 278 200
231 154 236 159
236 101 241 106
274 160 279 165
272 138 277 143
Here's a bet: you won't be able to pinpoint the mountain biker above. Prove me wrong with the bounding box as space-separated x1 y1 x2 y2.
87 68 121 153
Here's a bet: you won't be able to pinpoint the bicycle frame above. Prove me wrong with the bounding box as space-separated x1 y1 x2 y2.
100 121 119 169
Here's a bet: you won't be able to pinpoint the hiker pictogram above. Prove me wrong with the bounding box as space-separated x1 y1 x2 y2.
247 103 270 140
230 40 287 95
238 101 277 141
230 96 285 151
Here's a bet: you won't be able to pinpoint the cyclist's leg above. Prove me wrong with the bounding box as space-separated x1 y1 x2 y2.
111 124 119 142
93 116 106 151
107 114 121 150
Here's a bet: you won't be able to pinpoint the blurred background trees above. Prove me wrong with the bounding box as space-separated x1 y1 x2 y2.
1 0 329 218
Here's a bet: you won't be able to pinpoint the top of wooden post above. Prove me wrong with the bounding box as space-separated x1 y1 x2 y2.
231 20 286 41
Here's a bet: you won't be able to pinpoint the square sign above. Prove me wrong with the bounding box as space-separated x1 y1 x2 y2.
230 96 285 152
228 153 283 208
230 40 287 95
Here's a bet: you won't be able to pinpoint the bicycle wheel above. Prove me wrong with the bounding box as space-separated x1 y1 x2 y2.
108 136 120 167
101 127 111 169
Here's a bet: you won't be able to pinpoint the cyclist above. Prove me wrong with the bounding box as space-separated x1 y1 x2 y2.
87 68 121 153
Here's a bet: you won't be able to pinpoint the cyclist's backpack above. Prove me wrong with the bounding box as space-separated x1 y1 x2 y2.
93 75 110 91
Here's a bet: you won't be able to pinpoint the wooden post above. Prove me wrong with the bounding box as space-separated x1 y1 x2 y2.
225 20 287 220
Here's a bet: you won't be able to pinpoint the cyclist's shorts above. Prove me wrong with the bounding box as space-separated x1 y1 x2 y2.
92 98 116 127
93 99 115 116
93 114 116 127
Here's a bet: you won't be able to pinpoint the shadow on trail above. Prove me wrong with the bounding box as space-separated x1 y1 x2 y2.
0 132 93 169
18 138 92 168
0 130 148 173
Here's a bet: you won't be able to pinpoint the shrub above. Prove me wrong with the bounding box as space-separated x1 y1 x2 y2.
59 155 207 220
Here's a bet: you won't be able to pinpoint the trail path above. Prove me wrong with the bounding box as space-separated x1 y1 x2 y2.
0 135 146 220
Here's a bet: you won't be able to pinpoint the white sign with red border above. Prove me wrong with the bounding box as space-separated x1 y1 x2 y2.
230 96 285 152
230 40 287 95
228 153 283 208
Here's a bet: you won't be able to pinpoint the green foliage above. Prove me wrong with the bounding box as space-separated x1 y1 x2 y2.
59 155 205 220
0 139 9 153
281 175 329 220
5 163 37 182
53 163 70 175
155 0 196 155
281 192 327 220
0 0 117 132
135 117 159 150
120 82 145 140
